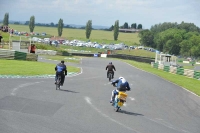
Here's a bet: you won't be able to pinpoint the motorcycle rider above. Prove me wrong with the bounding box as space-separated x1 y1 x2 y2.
55 60 67 86
106 62 116 79
110 77 131 103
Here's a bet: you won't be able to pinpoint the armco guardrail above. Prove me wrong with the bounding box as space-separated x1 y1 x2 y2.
0 49 38 61
57 51 98 57
107 54 154 64
59 52 154 63
151 62 200 80
70 53 97 57
0 49 15 59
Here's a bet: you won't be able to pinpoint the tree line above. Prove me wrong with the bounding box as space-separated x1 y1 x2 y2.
139 22 200 57
2 13 121 41
105 22 142 31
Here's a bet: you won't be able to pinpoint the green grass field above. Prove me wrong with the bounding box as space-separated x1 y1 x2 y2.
114 49 155 58
6 24 140 45
122 59 200 96
0 59 80 75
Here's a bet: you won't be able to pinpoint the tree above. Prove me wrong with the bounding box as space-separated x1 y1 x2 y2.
109 25 114 31
154 29 186 55
188 35 200 57
29 16 35 32
25 21 29 25
137 24 142 29
139 30 154 47
131 23 137 29
114 20 119 40
58 18 64 36
85 20 92 39
178 21 200 32
3 13 9 26
50 22 54 27
14 22 20 25
123 22 128 29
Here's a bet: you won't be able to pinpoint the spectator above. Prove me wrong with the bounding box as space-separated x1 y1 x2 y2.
30 44 36 54
28 44 36 53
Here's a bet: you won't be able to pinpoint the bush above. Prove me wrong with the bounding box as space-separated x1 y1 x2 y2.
35 44 70 56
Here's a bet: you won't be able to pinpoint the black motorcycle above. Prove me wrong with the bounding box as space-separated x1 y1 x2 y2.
108 71 113 81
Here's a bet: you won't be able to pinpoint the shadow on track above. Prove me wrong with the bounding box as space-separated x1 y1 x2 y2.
118 110 144 116
58 89 79 93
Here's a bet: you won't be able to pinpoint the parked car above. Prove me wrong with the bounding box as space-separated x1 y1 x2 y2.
51 41 59 46
62 40 69 45
129 46 135 49
43 38 50 43
41 33 46 36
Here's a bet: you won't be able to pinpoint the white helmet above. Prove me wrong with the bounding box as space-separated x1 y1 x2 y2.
119 77 126 83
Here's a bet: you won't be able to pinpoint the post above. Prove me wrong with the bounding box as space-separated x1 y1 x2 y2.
9 34 11 50
155 53 157 63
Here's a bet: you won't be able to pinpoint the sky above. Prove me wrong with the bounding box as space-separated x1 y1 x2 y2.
0 0 199 29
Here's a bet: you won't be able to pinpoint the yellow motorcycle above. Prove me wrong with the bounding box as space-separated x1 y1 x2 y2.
113 91 128 112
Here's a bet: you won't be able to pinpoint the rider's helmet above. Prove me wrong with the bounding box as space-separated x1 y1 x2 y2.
119 77 126 83
119 77 124 79
61 60 64 63
109 62 112 64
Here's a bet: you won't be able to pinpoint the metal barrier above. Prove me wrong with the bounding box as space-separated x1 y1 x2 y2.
0 49 38 61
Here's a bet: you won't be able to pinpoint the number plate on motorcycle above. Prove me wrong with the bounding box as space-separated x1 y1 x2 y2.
118 102 123 107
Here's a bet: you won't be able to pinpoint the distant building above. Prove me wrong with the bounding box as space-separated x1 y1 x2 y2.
119 28 143 33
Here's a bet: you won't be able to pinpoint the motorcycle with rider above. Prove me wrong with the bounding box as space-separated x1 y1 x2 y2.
110 77 131 112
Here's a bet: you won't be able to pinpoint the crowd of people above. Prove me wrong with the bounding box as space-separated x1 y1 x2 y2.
0 25 14 34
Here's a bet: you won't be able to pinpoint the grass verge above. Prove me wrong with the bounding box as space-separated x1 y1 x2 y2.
122 59 200 96
0 59 80 75
43 55 81 63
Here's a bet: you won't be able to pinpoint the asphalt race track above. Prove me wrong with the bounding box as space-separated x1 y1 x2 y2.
0 57 200 133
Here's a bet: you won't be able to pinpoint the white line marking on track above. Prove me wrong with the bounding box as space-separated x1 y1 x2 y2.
85 96 141 133
104 82 112 85
181 129 190 133
11 81 44 96
69 67 83 77
85 96 190 133
143 116 191 133
129 97 135 101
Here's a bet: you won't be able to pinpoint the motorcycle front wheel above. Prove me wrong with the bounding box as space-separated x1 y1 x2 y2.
115 107 120 112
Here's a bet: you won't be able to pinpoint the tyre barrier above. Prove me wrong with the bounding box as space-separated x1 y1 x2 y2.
151 62 200 80
184 69 194 78
153 63 159 69
176 68 184 75
170 66 177 74
194 71 200 79
158 64 164 70
164 66 170 72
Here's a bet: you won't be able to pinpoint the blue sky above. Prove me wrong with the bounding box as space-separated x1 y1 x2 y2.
0 0 199 29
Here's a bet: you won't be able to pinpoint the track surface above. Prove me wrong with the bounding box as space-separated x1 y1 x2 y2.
0 57 200 133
